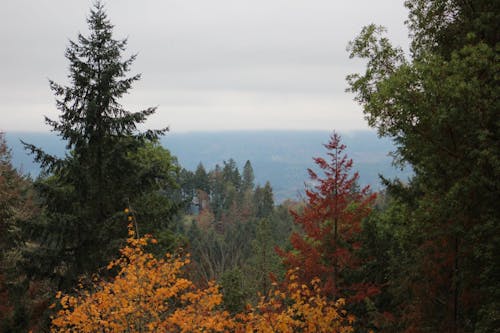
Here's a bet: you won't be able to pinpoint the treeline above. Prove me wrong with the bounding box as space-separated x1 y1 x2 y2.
0 3 299 330
1 0 498 332
174 160 293 309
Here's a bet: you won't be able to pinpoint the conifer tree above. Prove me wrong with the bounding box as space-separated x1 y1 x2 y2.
193 162 210 194
22 2 173 285
242 160 255 192
276 133 377 302
0 133 37 331
222 159 241 192
254 181 274 218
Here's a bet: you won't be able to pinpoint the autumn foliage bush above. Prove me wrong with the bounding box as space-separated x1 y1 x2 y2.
51 224 354 332
244 271 354 332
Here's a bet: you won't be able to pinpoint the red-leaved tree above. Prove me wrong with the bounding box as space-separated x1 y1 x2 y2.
276 132 378 303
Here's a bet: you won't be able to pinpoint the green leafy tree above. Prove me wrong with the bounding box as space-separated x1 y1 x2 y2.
347 1 499 331
246 218 282 298
220 267 247 314
22 2 175 286
357 191 415 331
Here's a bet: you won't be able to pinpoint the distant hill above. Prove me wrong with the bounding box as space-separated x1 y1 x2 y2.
6 130 412 202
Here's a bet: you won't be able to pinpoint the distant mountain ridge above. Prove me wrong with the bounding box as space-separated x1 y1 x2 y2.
6 130 412 202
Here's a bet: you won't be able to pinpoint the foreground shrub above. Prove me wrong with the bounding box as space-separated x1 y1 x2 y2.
51 224 353 332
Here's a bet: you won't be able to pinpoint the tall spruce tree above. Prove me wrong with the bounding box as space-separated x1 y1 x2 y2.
22 2 173 286
347 1 499 331
241 160 255 192
193 162 210 194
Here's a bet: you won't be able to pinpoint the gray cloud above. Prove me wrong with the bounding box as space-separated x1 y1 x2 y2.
1 0 409 132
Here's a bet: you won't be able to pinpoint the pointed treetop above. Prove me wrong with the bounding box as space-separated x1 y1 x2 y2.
242 160 255 191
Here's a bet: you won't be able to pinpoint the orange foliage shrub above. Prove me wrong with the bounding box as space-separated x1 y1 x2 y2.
241 269 354 333
51 225 353 332
51 225 235 332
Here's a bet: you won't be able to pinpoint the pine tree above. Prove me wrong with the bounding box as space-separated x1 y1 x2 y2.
22 2 173 285
242 160 255 192
193 162 210 194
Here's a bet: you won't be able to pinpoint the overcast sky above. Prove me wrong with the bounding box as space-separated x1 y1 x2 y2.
1 0 409 133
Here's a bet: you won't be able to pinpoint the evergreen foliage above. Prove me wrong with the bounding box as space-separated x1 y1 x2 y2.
176 159 296 307
21 2 175 287
242 160 255 192
254 181 274 219
0 133 38 331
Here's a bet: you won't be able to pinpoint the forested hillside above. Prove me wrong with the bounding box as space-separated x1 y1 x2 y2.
0 1 497 332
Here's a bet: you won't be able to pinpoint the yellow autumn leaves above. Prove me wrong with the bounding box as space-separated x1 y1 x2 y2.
50 224 354 332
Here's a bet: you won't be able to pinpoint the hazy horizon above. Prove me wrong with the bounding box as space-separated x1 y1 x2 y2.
5 129 411 202
1 0 409 133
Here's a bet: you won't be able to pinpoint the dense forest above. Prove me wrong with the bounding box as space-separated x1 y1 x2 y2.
0 1 498 332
